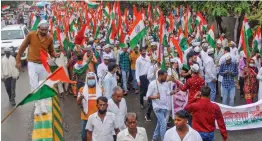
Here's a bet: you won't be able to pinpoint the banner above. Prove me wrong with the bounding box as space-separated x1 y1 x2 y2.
215 99 262 131
171 96 262 131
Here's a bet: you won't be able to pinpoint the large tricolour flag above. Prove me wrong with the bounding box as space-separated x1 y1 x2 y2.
129 13 146 49
253 26 261 56
31 13 40 31
239 17 252 58
207 24 216 48
17 66 75 107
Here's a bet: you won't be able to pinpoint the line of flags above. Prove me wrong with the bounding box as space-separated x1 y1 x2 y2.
29 1 261 64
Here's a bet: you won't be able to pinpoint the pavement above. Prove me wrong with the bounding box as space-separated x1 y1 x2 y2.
1 68 262 141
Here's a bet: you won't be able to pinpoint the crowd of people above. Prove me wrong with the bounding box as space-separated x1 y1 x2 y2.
2 1 262 141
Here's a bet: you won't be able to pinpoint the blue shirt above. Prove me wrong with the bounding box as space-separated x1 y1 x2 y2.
219 62 238 89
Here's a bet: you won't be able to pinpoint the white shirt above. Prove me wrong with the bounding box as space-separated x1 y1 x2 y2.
117 127 148 141
214 48 224 65
200 50 209 65
1 55 19 79
230 47 239 62
86 112 118 141
197 56 204 76
135 55 151 82
204 55 217 83
163 125 203 141
55 53 68 67
222 38 228 48
97 63 108 81
146 80 171 110
183 47 193 64
103 72 117 99
252 56 261 70
107 98 127 130
147 64 159 82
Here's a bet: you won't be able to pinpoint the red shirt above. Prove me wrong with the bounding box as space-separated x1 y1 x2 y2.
185 98 228 141
176 75 205 101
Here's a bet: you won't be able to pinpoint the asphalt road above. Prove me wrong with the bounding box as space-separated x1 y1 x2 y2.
1 68 262 141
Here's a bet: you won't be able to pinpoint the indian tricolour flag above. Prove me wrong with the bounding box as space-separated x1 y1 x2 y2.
31 13 40 31
87 1 99 9
2 5 10 11
178 28 187 50
129 13 146 49
103 2 110 19
73 61 88 75
17 67 75 107
253 26 261 55
239 17 252 58
207 24 216 48
195 12 202 25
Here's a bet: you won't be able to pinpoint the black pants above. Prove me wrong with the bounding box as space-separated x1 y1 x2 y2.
139 75 149 106
239 77 245 97
76 82 85 96
146 99 153 117
4 77 16 101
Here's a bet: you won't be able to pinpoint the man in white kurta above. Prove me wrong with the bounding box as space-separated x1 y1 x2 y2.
97 55 110 86
107 86 127 131
205 48 217 101
103 63 118 99
55 46 69 95
1 48 19 105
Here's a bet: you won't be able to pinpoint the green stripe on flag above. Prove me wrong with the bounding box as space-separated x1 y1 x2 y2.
130 28 147 49
17 85 57 106
73 64 89 75
31 17 40 31
120 43 126 48
244 26 251 57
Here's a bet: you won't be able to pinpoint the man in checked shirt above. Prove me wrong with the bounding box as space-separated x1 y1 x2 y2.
219 55 238 106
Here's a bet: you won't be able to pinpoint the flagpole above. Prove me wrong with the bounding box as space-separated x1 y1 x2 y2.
1 66 64 123
1 107 17 123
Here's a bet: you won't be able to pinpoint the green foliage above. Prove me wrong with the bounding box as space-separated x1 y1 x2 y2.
233 1 251 15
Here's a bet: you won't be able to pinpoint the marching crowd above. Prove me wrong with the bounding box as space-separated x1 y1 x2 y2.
1 1 262 141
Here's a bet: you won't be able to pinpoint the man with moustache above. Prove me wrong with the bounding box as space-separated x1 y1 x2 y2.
86 96 120 141
163 110 202 141
117 113 148 141
16 20 58 115
135 47 151 109
108 86 127 140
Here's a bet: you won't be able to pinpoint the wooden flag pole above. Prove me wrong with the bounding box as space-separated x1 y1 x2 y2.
0 66 64 123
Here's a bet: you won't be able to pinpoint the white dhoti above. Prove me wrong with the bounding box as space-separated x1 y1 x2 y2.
28 62 49 116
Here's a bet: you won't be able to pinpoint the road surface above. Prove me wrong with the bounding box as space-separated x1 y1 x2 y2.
1 68 262 141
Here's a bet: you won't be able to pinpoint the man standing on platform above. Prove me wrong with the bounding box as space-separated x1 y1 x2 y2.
16 20 58 116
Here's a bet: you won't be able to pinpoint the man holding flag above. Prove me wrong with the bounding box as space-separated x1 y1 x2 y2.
16 20 59 115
